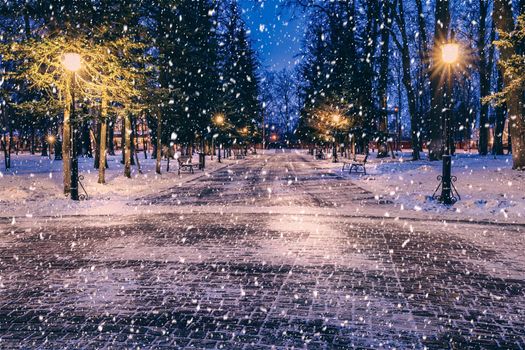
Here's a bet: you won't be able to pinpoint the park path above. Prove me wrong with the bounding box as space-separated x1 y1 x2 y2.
0 152 524 349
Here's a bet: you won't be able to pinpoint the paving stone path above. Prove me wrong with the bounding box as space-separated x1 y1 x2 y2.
0 153 524 349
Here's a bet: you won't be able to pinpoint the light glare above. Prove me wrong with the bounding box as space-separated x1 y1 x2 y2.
62 53 81 72
442 43 459 64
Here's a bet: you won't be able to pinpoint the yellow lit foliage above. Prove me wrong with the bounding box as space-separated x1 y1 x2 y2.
1 33 143 114
308 104 355 136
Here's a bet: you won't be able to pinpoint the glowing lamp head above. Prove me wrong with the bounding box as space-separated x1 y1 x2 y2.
215 114 225 125
62 53 81 72
441 43 459 64
47 135 56 144
242 127 248 134
332 114 341 123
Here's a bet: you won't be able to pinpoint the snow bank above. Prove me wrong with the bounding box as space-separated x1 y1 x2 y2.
340 151 525 223
0 152 230 217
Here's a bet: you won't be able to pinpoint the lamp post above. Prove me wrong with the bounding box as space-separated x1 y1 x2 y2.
62 53 81 201
47 135 56 160
437 43 459 205
214 113 225 163
241 126 249 156
331 114 341 163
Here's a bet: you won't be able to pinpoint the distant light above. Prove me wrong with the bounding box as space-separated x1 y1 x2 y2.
215 114 225 125
47 135 56 144
442 43 459 64
62 53 81 72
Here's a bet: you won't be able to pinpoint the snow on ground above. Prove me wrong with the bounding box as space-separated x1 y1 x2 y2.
1 149 524 225
0 152 229 217
334 150 525 223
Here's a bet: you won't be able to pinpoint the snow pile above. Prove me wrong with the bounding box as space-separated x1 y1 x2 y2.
0 152 230 216
346 151 525 223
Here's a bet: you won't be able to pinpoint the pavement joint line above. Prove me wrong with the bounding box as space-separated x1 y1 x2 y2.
1 209 524 229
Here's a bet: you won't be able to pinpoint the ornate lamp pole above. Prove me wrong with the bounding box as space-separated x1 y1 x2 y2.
435 43 460 205
62 53 82 201
331 113 342 163
214 113 225 163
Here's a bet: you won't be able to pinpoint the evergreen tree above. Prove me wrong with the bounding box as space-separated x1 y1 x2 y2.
220 1 261 145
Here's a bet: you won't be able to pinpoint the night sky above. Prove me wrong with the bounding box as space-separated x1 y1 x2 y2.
238 0 305 72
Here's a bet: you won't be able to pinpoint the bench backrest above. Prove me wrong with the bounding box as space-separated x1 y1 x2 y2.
355 154 368 163
178 156 192 164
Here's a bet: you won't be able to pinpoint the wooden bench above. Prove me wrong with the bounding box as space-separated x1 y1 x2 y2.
177 156 194 175
342 154 368 174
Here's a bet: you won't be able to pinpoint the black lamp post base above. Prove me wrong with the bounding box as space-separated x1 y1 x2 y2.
432 155 461 205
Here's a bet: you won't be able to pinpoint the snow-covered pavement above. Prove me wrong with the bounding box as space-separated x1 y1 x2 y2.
0 151 524 349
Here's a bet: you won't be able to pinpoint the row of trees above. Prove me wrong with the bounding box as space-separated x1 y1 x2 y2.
0 0 262 193
289 0 525 170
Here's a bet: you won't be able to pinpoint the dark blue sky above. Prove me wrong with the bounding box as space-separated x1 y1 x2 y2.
238 0 305 72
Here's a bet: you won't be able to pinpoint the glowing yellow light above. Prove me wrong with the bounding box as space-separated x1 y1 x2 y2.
441 43 459 64
242 127 248 134
62 53 81 72
332 114 341 123
47 135 56 144
215 114 225 125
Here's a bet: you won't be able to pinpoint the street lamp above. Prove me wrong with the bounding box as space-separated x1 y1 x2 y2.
214 113 225 163
435 43 460 205
442 43 459 64
62 52 81 201
331 114 341 163
241 127 249 156
47 135 56 160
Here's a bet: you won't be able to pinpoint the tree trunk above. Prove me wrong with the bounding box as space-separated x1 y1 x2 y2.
141 116 148 159
124 114 131 178
98 121 108 183
494 0 525 169
396 0 421 160
493 69 506 155
478 0 491 155
156 112 162 174
82 120 92 158
94 122 100 169
98 94 108 183
30 126 35 155
129 115 136 166
41 135 48 157
414 0 430 141
148 112 157 159
428 0 451 160
1 135 8 169
108 118 115 155
1 108 9 169
121 117 125 164
62 88 72 194
1 104 10 169
376 0 391 158
132 115 142 173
